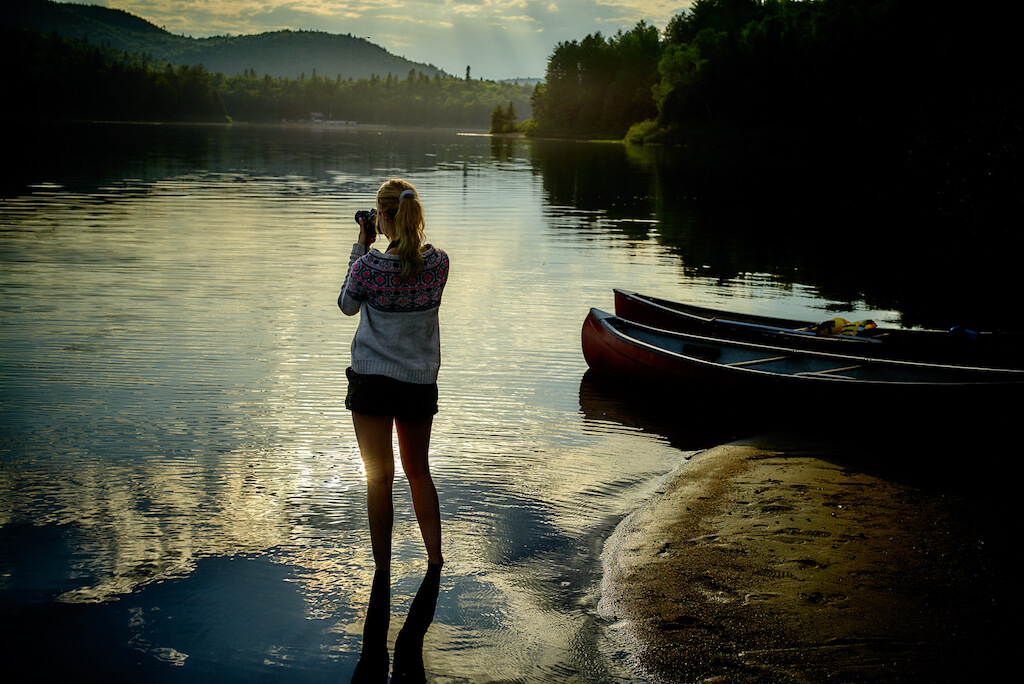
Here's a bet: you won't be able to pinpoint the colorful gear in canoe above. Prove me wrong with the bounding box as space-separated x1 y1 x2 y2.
816 317 878 336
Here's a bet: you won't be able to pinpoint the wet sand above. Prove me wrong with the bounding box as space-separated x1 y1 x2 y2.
600 431 1012 683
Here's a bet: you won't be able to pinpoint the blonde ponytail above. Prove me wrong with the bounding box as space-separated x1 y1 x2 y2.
376 179 426 281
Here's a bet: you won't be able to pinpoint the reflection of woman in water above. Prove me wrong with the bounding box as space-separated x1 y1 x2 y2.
339 179 449 571
352 565 442 682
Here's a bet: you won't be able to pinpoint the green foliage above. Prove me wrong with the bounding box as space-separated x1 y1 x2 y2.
530 0 1017 181
489 102 518 134
524 0 1018 231
663 0 761 45
623 119 659 145
530 21 661 139
638 0 1018 151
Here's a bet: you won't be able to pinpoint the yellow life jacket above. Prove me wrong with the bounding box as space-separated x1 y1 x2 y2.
816 317 877 336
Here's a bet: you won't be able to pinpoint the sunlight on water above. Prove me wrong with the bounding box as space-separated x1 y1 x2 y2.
0 125 904 680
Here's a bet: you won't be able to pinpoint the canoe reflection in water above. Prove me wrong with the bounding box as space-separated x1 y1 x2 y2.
352 565 442 683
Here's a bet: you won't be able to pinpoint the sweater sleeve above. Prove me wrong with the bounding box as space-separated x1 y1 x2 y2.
338 243 368 316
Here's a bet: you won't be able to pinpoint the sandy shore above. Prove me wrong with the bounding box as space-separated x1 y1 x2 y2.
600 431 1011 683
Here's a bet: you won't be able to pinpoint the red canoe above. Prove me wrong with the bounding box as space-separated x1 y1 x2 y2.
612 289 1023 369
581 308 1024 395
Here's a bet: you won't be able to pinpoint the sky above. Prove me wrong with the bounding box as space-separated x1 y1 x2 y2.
66 1 693 80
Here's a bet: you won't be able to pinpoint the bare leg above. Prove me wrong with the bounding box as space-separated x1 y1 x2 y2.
353 413 396 571
396 416 443 566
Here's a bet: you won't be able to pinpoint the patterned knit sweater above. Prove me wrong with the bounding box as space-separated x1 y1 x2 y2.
338 243 449 384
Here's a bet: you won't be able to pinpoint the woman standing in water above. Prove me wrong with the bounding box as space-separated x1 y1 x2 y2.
339 179 448 571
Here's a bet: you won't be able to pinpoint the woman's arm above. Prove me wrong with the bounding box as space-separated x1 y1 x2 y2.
339 216 376 315
338 242 368 315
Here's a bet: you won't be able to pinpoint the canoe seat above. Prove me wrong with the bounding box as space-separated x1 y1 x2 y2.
726 355 789 367
796 364 865 377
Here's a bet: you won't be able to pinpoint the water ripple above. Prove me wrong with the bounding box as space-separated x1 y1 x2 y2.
2 126 734 681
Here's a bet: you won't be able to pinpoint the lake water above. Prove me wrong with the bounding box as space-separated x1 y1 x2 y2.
0 123 1002 681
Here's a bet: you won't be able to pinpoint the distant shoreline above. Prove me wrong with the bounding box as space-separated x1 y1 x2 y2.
32 120 491 135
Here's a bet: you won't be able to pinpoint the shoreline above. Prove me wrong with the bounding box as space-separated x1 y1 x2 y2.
599 432 1011 683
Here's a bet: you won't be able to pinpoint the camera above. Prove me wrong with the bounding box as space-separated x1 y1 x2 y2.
354 208 378 232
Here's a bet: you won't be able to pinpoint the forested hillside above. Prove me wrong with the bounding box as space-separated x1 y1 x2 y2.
3 0 531 128
3 24 530 127
3 0 445 79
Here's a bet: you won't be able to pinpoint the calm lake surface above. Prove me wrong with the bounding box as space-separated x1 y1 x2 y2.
0 123 1005 681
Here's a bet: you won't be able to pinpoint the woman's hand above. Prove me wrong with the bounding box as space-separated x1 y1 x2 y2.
358 218 376 250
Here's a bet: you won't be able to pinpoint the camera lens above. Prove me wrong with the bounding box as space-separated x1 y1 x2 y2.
354 208 377 224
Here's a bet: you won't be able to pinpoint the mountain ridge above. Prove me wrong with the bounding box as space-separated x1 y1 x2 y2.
3 0 447 80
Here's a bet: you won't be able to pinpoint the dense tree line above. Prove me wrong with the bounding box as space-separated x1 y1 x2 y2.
528 0 1019 230
3 25 531 128
531 0 1018 152
528 21 661 139
219 67 530 127
636 0 1015 146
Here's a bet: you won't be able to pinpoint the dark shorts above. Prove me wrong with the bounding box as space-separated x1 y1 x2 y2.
345 367 438 420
